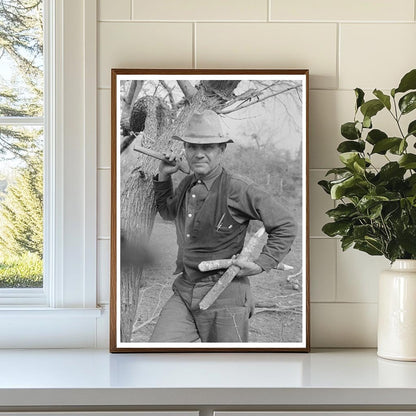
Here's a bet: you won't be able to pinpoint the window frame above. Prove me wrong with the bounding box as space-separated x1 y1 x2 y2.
0 0 100 348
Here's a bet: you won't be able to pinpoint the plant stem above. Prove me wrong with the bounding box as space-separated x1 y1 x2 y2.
390 97 406 139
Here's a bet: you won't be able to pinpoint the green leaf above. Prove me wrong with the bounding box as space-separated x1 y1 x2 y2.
407 120 416 137
339 152 359 166
353 159 366 174
322 221 351 237
377 162 406 181
326 203 357 220
369 203 383 220
338 152 368 169
386 240 403 263
330 176 357 199
318 180 331 194
325 167 351 176
360 99 384 119
330 175 369 200
353 224 374 240
357 195 389 212
398 227 416 255
399 154 416 169
341 122 361 140
407 174 416 187
354 241 383 256
355 88 365 110
384 138 407 155
373 89 391 110
341 235 355 251
399 92 416 115
406 175 416 196
337 140 365 153
398 139 407 155
366 129 388 145
395 69 416 94
371 137 402 154
363 116 372 129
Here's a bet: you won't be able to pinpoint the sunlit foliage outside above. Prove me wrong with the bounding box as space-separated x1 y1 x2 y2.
0 0 44 288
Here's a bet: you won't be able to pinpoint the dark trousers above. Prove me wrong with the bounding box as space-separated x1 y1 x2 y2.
149 274 254 342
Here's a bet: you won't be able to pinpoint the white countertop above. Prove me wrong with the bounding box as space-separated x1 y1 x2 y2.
0 349 416 408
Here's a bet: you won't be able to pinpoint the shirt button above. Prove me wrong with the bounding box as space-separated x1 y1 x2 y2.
188 213 192 217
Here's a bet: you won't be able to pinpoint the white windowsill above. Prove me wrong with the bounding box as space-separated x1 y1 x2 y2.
0 307 105 349
0 307 102 316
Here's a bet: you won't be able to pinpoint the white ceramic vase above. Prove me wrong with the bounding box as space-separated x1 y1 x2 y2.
378 259 416 361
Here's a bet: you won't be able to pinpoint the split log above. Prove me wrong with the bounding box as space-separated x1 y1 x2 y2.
198 259 293 272
199 227 265 310
133 143 190 174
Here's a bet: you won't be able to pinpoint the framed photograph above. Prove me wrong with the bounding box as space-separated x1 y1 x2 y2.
110 69 309 352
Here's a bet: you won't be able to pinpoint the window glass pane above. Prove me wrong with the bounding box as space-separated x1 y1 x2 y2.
0 0 44 291
0 0 44 117
0 126 43 289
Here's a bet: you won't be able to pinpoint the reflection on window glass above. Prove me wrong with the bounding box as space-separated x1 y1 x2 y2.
0 0 44 289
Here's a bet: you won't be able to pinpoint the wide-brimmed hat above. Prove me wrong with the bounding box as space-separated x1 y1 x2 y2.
173 110 233 144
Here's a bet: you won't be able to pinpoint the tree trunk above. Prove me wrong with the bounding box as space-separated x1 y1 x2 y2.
120 80 143 133
119 81 241 342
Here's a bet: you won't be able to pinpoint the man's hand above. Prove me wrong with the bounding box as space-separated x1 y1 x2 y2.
158 150 181 181
231 255 263 277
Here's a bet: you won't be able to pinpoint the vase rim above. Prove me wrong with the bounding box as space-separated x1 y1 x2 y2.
391 259 416 270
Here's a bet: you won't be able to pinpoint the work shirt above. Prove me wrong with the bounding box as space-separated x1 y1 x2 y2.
153 165 297 280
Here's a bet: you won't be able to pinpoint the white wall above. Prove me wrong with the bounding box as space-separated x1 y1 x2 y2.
96 0 416 348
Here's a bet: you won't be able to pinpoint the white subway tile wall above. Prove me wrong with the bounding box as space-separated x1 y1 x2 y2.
97 0 416 347
310 239 337 302
132 0 269 21
196 23 338 89
340 24 416 90
98 90 111 168
311 303 378 347
270 0 414 22
98 22 193 88
99 0 131 20
97 239 111 305
98 169 111 239
336 246 389 303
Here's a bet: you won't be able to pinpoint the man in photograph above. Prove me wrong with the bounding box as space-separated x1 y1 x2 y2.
150 109 297 343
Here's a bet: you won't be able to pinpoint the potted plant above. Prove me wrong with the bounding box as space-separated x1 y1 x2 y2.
319 68 416 361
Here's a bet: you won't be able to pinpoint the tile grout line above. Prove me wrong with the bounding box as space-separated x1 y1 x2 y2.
97 19 415 24
130 0 133 20
333 228 338 302
311 301 378 305
336 22 340 90
193 22 197 69
267 0 271 22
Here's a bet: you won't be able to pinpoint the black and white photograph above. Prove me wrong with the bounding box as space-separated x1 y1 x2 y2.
110 69 309 352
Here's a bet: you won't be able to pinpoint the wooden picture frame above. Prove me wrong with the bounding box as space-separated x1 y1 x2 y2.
110 69 310 352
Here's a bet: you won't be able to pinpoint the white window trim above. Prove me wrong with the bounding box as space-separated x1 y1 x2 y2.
0 0 101 348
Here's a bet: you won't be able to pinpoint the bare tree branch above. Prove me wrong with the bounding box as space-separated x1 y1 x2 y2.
160 80 177 110
132 282 169 331
218 86 301 115
254 307 302 315
177 80 197 101
122 80 143 108
120 133 136 154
